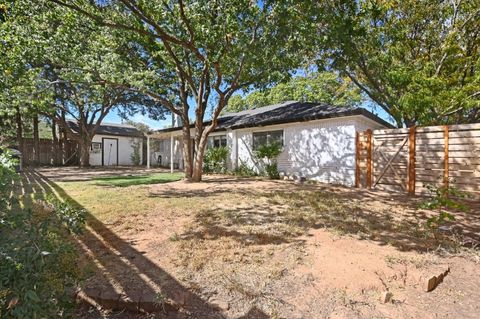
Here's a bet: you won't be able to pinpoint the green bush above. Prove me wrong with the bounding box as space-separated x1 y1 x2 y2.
419 183 469 238
0 148 19 210
254 143 282 179
264 163 280 179
233 161 257 177
255 142 282 160
203 146 229 174
130 139 142 166
0 148 86 318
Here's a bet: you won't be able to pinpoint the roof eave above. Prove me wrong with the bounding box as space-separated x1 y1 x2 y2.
151 107 394 134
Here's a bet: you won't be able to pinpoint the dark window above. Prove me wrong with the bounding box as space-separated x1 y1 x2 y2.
252 130 283 150
208 135 227 148
91 142 102 153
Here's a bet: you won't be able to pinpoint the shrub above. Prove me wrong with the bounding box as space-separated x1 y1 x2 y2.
264 163 280 179
0 148 19 210
0 148 86 318
254 143 282 179
130 139 142 166
233 160 257 177
419 183 469 239
204 146 229 174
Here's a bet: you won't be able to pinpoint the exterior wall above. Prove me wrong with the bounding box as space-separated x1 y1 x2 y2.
150 137 184 169
152 131 229 170
227 130 237 170
353 116 387 133
150 115 387 186
89 134 143 166
235 116 386 186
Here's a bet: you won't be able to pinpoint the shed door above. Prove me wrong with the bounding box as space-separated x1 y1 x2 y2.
102 138 118 166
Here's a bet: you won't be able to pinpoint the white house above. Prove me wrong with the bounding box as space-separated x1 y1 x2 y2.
67 121 144 166
148 101 391 185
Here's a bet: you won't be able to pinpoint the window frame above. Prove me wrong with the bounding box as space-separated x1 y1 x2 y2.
208 135 227 149
252 130 284 151
91 142 102 153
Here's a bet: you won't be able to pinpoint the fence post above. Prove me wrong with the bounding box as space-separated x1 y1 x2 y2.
355 132 360 188
408 126 416 194
444 126 449 188
366 129 373 189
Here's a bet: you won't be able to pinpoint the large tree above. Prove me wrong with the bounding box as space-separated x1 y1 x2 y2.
317 0 480 127
1 0 168 166
45 75 161 166
225 71 362 113
49 0 316 181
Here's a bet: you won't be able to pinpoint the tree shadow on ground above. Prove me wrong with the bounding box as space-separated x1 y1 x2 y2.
18 168 271 319
148 175 295 199
169 177 479 254
261 186 480 252
34 166 175 182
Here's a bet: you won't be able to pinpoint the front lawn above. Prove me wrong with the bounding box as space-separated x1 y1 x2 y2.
24 169 480 318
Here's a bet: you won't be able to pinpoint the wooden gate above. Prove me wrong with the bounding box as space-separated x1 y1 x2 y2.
356 123 480 198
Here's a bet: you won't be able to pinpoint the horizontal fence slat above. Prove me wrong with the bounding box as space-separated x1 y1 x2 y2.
358 123 480 196
448 123 480 131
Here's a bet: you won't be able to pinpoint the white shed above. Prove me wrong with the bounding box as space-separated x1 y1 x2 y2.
148 101 391 185
67 121 144 166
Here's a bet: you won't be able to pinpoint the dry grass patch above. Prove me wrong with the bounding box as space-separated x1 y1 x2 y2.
24 171 480 319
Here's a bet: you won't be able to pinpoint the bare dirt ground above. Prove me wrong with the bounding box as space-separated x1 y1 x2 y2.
27 169 480 319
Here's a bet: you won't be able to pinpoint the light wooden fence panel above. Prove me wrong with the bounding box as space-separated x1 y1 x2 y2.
21 138 78 166
356 123 480 198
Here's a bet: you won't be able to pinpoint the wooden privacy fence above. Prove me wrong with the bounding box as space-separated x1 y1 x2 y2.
21 138 78 166
356 123 480 198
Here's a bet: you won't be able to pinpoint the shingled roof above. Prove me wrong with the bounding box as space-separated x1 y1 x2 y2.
66 121 144 138
155 101 392 133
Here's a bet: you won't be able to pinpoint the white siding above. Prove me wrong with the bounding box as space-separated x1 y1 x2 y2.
286 120 357 184
234 116 386 186
237 130 258 170
150 115 386 186
353 116 387 133
226 130 236 170
150 137 184 169
89 134 143 166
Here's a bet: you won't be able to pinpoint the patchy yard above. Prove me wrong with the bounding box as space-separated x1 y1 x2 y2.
22 168 480 319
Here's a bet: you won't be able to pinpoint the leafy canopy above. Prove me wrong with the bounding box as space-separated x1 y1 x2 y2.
317 0 480 127
48 0 317 180
225 71 362 113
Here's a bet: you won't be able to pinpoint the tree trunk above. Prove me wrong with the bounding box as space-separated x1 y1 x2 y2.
60 110 67 164
51 119 59 165
15 106 23 155
192 135 208 182
181 125 193 180
78 134 91 167
33 114 40 165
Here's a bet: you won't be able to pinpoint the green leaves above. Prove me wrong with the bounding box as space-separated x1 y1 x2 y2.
0 148 19 210
254 142 282 179
42 0 317 179
0 151 85 318
0 205 85 317
203 146 229 174
317 0 480 127
226 71 362 112
419 182 470 238
255 142 282 160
